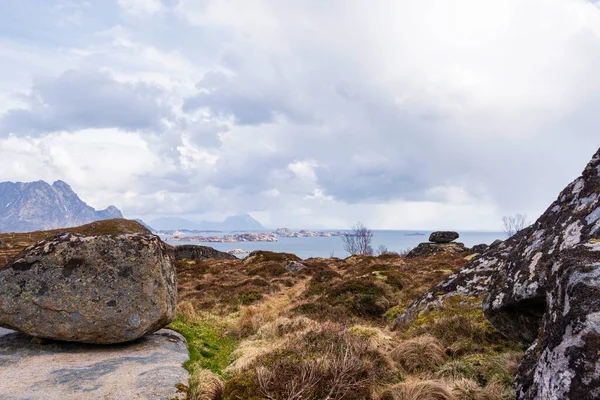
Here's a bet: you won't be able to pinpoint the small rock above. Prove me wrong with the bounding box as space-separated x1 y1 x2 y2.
173 244 236 261
429 231 459 243
471 243 489 254
0 328 189 400
0 232 177 344
285 260 306 272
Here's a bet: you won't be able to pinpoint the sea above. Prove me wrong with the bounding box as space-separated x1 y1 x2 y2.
162 230 505 260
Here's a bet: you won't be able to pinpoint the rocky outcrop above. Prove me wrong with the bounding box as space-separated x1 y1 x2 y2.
0 233 176 344
0 180 123 233
0 328 189 400
395 148 600 399
429 231 459 243
471 243 489 254
405 242 467 258
173 244 237 261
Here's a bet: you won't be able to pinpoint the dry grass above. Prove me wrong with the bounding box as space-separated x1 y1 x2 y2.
391 335 446 373
377 380 457 400
452 379 511 400
188 364 224 400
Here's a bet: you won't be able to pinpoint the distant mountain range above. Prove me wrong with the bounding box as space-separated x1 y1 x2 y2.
0 180 123 233
150 214 265 231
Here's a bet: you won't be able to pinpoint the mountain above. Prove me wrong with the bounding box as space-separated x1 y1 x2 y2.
0 180 123 233
149 217 200 231
133 219 154 232
150 214 265 231
199 214 265 231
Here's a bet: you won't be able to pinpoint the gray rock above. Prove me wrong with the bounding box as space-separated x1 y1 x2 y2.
173 244 236 261
0 232 176 344
429 231 459 243
405 242 467 258
471 243 489 254
395 147 600 399
285 260 306 272
0 328 189 400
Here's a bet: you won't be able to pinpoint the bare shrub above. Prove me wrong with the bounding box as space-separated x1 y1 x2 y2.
342 222 374 255
391 335 446 373
188 364 224 400
501 214 528 237
376 245 399 256
377 380 457 400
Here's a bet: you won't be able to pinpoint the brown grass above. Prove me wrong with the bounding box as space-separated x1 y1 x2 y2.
188 364 224 400
378 380 457 400
391 335 446 373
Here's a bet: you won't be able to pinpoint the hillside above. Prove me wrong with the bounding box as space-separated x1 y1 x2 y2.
0 180 123 233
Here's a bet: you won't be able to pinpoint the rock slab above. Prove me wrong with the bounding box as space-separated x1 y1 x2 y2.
0 328 189 400
429 231 459 243
0 232 177 344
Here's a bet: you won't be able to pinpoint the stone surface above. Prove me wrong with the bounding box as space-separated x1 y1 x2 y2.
470 243 489 254
173 244 236 261
0 328 189 400
0 232 176 344
429 231 459 243
405 242 467 258
395 147 600 399
285 260 306 272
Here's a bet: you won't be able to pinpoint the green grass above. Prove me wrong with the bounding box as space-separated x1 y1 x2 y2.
169 315 240 375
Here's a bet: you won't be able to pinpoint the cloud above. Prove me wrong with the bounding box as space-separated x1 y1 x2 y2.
0 69 172 135
1 0 600 229
117 0 164 17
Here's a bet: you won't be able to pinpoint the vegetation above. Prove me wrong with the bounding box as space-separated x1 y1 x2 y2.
342 222 374 255
501 214 528 237
169 250 523 399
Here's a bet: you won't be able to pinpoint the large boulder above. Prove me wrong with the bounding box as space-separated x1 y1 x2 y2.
395 148 600 399
173 244 236 261
0 232 176 344
0 328 189 399
429 231 459 243
405 242 467 258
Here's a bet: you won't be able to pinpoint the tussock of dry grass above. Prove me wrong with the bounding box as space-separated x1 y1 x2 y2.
391 335 446 373
188 364 224 400
378 380 457 400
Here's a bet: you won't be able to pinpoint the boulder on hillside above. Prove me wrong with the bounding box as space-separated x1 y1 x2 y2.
395 148 600 399
471 243 489 254
429 231 459 243
405 242 467 258
0 233 176 344
0 328 189 399
173 244 236 261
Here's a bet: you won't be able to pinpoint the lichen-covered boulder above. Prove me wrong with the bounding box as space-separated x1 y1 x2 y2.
429 231 459 243
405 242 467 258
471 243 489 254
172 244 236 261
0 233 176 344
395 148 600 399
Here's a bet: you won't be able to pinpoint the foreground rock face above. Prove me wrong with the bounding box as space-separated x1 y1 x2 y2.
429 231 459 243
173 244 236 261
396 148 600 399
0 233 177 344
0 328 188 400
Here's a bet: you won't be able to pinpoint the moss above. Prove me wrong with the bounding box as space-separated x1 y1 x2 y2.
325 278 388 318
384 304 406 323
168 315 239 375
237 290 263 305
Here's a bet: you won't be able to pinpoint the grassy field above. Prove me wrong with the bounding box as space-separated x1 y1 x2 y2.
170 250 523 400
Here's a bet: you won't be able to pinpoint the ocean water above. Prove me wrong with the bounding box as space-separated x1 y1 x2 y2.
163 230 505 260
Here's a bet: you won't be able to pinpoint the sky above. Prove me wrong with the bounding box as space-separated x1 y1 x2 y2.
0 0 599 230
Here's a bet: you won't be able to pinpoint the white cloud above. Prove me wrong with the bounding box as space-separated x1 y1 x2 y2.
117 0 164 17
